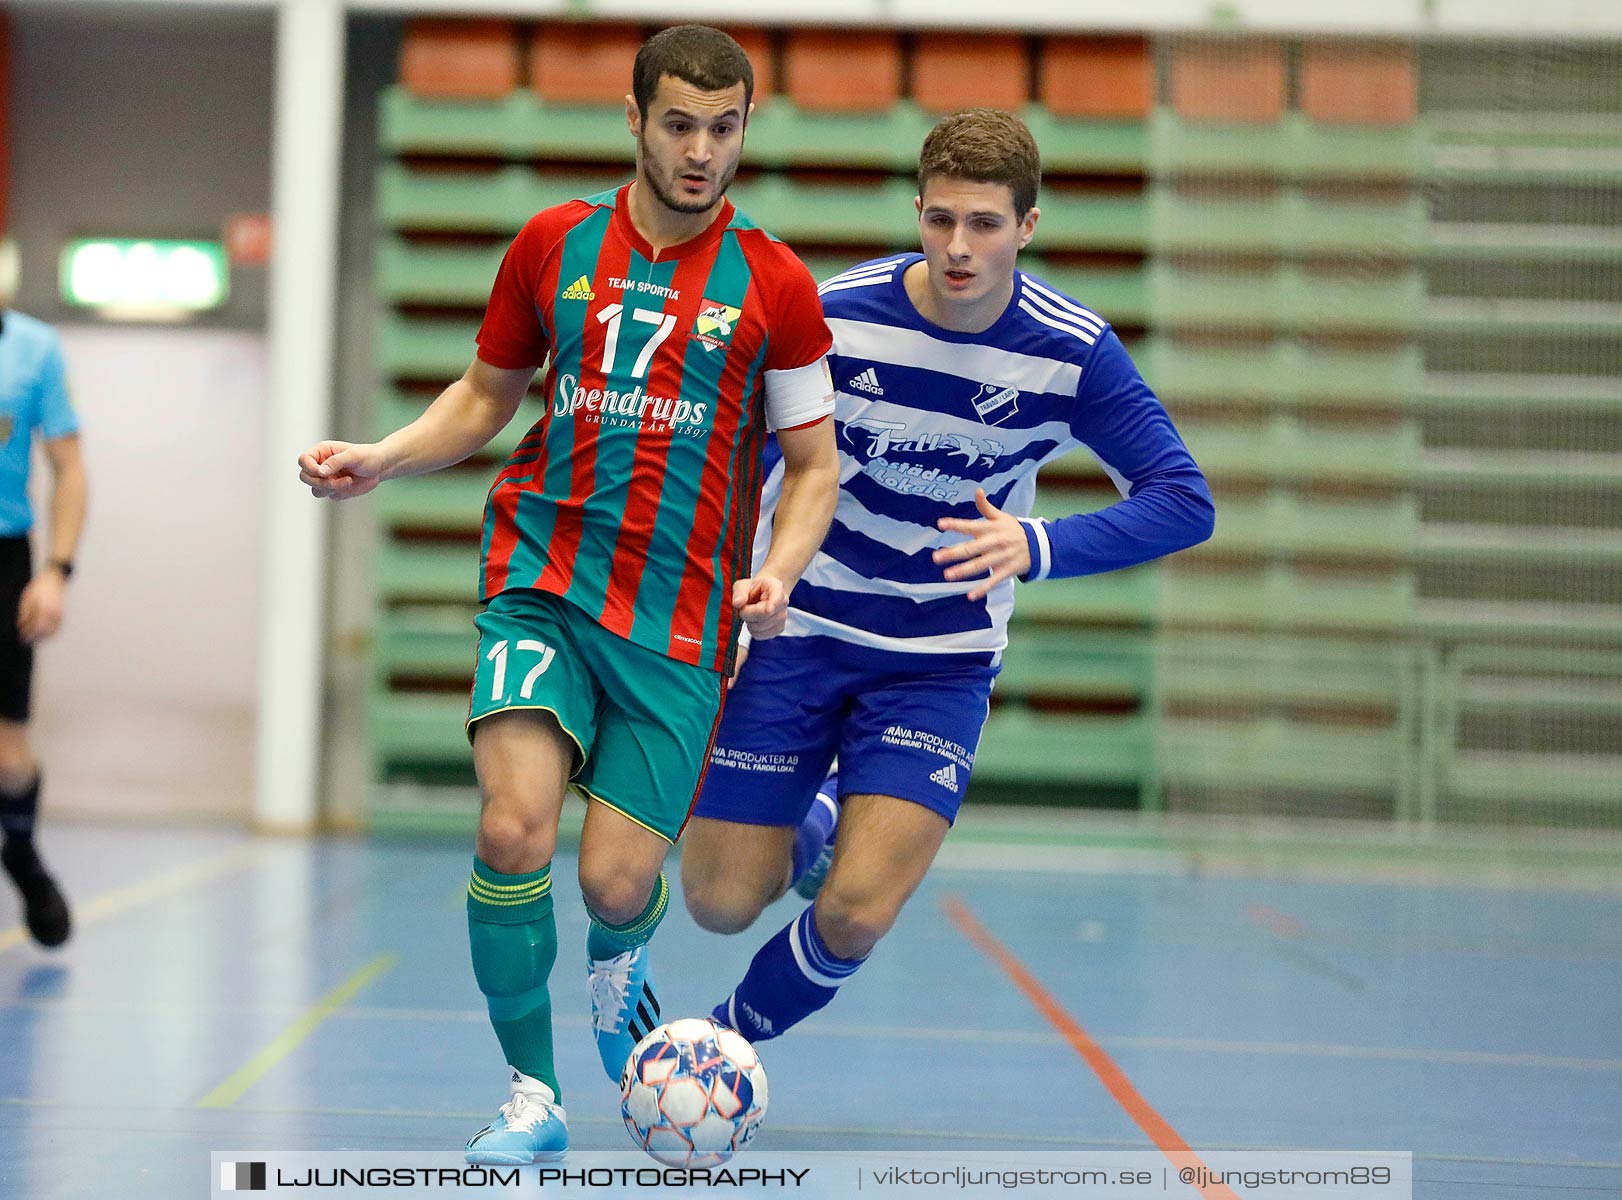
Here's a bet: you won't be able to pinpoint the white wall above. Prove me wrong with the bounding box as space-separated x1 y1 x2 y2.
31 327 265 821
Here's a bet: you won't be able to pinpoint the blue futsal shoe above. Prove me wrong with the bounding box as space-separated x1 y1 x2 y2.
791 772 840 900
587 945 661 1082
464 1075 568 1164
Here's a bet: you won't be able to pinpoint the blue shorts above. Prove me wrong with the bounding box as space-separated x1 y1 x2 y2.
692 635 997 828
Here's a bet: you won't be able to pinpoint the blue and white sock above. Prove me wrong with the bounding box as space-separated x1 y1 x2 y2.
713 903 865 1041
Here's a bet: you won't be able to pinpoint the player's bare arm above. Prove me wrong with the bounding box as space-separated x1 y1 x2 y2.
298 357 535 501
732 414 839 640
933 486 1032 603
18 434 86 645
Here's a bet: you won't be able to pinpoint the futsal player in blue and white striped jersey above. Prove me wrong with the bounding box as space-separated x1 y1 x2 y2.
681 109 1214 1043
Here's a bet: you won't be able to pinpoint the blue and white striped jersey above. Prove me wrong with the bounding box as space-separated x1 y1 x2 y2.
753 253 1213 664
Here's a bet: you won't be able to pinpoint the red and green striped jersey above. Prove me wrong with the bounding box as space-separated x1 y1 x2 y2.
474 184 832 673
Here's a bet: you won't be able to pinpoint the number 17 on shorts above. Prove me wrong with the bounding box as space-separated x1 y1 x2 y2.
466 589 596 757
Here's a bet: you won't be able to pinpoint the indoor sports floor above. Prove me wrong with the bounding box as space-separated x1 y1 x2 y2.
1 815 1619 1199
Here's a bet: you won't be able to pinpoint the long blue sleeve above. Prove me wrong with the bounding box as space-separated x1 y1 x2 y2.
1018 330 1213 581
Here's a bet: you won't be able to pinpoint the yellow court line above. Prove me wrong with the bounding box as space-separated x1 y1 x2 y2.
0 844 262 955
197 952 400 1109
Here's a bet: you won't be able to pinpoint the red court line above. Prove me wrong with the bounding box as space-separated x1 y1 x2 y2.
942 894 1242 1200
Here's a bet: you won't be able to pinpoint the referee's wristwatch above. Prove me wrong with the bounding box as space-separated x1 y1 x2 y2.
46 559 74 580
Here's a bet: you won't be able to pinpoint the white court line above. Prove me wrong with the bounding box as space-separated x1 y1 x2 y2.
2 1096 1614 1172
6 995 1612 1073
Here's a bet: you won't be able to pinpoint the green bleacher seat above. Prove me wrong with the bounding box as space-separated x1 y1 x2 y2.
1149 264 1424 334
1023 263 1149 324
376 238 506 305
1160 717 1405 795
1149 110 1427 180
995 628 1151 701
371 693 474 765
1425 222 1622 266
745 101 936 170
1076 414 1419 484
1184 415 1420 483
374 608 480 679
1418 523 1622 566
1445 753 1622 805
1420 372 1622 413
1427 120 1622 186
1161 566 1415 631
376 314 482 379
1416 447 1622 487
506 102 646 163
973 709 1150 787
1416 598 1622 645
379 87 519 157
1028 190 1149 252
1009 567 1159 624
376 541 481 603
1032 487 1417 559
377 164 626 234
1149 185 1426 255
725 176 920 244
1435 642 1622 813
373 392 542 457
1134 340 1424 407
375 472 494 532
1019 107 1151 176
1011 564 1413 631
1423 297 1622 338
1203 493 1418 558
1156 633 1420 709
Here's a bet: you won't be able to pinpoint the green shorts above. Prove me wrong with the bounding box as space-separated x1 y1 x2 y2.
467 588 726 843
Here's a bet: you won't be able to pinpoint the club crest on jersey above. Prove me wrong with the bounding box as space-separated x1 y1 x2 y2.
692 299 742 351
971 382 1020 426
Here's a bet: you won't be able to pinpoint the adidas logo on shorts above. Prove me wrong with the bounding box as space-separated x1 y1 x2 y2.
849 368 884 396
929 762 959 790
561 275 596 301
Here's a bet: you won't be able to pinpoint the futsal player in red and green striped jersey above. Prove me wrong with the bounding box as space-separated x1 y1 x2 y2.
298 25 839 1162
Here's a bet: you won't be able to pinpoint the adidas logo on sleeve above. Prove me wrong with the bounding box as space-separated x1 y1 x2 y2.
848 367 884 396
929 762 959 790
561 275 596 301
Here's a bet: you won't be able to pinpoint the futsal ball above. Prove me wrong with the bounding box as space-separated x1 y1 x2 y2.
619 1017 768 1167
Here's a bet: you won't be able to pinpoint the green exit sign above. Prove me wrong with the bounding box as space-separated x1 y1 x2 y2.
60 239 229 316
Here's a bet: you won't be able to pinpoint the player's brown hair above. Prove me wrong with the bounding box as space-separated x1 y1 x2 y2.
633 25 755 118
917 108 1042 220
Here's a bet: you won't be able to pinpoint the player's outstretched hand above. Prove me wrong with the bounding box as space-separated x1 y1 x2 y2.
934 487 1032 601
298 441 388 501
732 574 789 641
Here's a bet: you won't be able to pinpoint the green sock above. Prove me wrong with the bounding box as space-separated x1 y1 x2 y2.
586 871 670 960
467 857 561 1101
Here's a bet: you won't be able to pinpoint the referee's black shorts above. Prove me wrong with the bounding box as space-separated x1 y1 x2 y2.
0 537 34 724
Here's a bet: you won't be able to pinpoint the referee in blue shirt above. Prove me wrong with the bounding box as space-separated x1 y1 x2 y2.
0 257 88 947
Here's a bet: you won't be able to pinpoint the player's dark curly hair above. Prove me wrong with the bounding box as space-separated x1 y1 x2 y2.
918 109 1042 220
633 25 755 118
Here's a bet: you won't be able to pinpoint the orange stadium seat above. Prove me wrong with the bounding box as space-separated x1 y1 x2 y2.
1170 39 1286 124
400 19 519 100
723 27 776 106
1299 42 1417 126
530 23 644 106
912 34 1028 113
783 30 903 112
1039 36 1153 120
